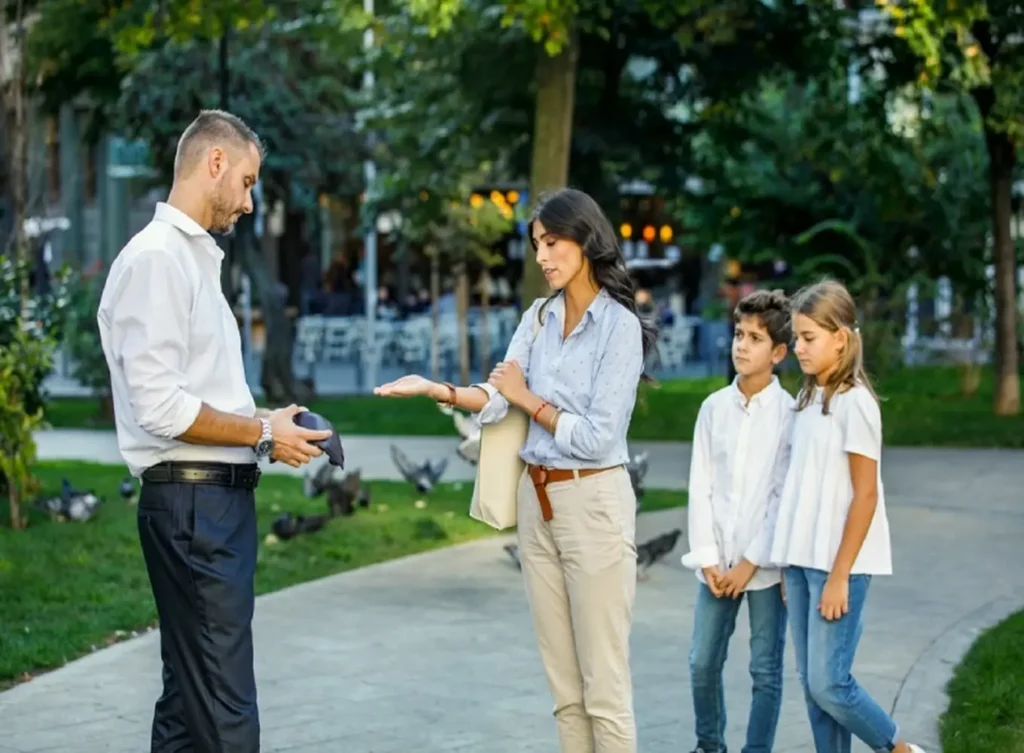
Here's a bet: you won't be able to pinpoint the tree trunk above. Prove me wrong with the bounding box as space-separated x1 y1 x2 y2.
952 294 981 397
479 267 491 378
235 209 311 407
98 393 115 422
523 24 579 307
429 252 440 381
985 127 1019 415
11 0 28 302
456 262 470 385
9 478 22 530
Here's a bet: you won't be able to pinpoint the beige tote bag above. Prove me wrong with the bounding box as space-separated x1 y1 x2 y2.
468 310 544 530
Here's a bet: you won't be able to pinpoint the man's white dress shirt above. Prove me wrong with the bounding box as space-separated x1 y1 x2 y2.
681 376 795 591
768 384 893 575
97 202 257 477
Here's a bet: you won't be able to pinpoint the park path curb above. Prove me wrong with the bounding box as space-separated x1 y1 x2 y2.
889 586 1024 750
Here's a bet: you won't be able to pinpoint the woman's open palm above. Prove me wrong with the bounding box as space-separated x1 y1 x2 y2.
373 375 436 399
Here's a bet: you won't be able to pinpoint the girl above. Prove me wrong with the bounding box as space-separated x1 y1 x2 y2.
374 188 656 753
768 278 926 753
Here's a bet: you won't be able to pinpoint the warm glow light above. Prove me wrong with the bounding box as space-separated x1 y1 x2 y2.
470 193 484 208
620 223 633 239
507 190 520 204
659 225 673 242
642 225 656 243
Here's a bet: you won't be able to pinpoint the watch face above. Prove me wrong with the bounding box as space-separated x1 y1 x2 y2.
256 439 273 457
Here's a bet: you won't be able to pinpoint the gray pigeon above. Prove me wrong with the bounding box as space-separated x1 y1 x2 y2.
439 403 482 465
35 478 103 522
625 451 649 512
119 476 137 504
636 528 682 580
390 444 448 493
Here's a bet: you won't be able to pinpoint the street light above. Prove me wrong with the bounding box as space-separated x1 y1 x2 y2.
362 0 378 393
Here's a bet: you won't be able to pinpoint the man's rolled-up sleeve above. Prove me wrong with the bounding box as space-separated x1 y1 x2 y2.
106 249 202 439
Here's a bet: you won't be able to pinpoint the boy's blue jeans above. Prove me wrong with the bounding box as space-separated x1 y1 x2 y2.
689 581 787 753
784 566 900 753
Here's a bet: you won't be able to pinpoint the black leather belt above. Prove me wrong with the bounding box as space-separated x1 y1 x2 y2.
142 462 262 490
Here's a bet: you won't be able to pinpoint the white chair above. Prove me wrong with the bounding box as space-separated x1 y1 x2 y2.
294 316 326 375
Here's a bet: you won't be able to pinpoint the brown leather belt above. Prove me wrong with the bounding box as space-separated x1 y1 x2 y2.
526 464 619 521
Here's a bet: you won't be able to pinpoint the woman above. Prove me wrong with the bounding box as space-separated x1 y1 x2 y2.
374 188 657 753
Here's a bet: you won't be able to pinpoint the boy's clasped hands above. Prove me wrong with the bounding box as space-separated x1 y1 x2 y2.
701 560 758 599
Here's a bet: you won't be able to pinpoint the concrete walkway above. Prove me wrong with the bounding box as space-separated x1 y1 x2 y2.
3 442 1023 752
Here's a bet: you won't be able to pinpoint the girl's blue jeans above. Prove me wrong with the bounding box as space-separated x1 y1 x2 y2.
784 566 900 753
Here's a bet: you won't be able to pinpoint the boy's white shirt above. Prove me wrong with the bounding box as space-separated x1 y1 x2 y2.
681 375 794 591
767 383 893 575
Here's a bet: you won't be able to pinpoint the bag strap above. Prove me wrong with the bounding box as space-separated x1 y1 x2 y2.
531 297 551 338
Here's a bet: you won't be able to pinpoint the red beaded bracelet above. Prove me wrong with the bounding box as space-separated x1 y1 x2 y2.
532 401 548 422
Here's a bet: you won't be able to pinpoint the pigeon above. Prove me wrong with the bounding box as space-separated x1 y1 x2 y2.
301 458 371 519
390 444 448 493
356 485 371 509
292 410 345 468
271 512 329 541
327 470 365 518
439 403 482 465
636 528 682 580
119 477 137 504
65 492 102 523
35 478 103 523
625 452 649 513
303 457 341 498
504 543 522 570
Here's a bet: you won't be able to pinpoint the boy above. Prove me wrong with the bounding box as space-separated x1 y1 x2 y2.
681 289 795 753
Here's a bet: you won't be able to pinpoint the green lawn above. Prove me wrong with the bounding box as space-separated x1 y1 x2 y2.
0 460 687 688
44 366 1024 447
940 608 1024 753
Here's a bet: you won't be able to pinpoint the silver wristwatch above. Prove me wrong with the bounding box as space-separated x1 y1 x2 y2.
254 417 274 459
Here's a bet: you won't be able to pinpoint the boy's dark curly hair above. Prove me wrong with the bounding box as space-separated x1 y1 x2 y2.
733 289 792 346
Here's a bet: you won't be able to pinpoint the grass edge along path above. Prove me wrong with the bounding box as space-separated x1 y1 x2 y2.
0 460 688 690
42 367 1024 448
939 607 1024 753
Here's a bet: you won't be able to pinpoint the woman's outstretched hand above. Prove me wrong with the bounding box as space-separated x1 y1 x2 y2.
373 375 441 400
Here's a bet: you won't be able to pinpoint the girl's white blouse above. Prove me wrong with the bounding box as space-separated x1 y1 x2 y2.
768 384 893 576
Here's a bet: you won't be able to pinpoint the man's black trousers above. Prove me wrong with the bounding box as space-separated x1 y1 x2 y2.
137 474 260 753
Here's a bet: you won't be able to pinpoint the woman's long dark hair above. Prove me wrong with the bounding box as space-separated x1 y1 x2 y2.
528 188 658 380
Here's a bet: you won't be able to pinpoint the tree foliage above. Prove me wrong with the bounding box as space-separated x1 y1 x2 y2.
113 10 366 199
873 0 1023 413
680 75 991 282
0 256 71 529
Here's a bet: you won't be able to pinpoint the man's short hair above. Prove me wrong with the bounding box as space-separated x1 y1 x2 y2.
734 288 792 346
173 109 265 177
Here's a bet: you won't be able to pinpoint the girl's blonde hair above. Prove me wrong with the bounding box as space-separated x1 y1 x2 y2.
791 278 878 414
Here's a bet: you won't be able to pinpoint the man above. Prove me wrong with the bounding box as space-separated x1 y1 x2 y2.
97 109 331 753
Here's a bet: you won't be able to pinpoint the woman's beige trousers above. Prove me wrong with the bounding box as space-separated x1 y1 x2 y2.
516 466 638 753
